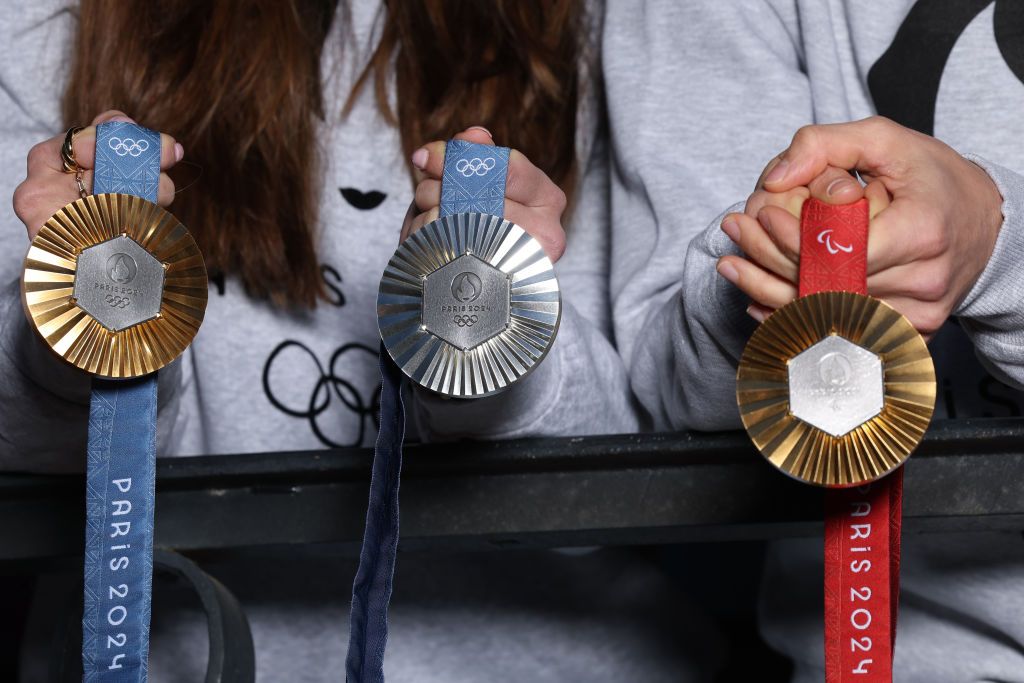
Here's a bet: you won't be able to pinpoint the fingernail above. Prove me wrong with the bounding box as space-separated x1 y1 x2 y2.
109 115 134 123
411 148 428 170
174 143 184 162
826 177 853 196
717 261 739 284
746 305 767 323
757 210 772 234
468 126 492 138
721 218 740 242
764 158 789 184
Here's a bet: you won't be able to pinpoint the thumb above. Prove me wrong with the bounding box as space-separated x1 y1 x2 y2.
806 167 865 206
452 125 495 146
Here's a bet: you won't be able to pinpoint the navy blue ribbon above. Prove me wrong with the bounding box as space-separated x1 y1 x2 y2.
82 121 162 682
346 141 509 681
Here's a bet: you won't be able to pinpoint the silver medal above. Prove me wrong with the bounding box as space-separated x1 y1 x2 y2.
378 212 561 398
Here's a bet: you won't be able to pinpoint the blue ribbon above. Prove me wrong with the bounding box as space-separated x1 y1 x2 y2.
439 139 510 218
346 141 510 681
82 121 162 682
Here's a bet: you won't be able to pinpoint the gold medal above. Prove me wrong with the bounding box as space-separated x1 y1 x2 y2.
737 291 935 487
22 193 207 379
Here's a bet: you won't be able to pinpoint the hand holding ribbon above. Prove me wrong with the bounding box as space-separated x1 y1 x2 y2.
716 116 1004 337
403 126 567 262
14 110 182 240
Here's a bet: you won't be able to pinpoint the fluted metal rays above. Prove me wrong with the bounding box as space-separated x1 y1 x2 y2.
737 291 935 488
378 213 561 398
22 193 207 379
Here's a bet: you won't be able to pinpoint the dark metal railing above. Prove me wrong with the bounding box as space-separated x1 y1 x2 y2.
2 418 1022 563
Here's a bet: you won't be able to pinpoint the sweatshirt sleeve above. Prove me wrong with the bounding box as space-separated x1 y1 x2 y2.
0 278 186 472
602 0 812 431
952 156 1024 389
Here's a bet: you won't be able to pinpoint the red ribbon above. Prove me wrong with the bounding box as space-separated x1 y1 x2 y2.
799 198 901 682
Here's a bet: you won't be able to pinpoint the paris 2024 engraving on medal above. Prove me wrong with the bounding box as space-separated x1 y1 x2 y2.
788 334 883 438
422 253 511 350
73 234 165 331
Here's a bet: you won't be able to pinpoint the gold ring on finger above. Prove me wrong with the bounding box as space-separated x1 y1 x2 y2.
60 126 85 174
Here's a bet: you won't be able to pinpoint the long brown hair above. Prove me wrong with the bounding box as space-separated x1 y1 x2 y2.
64 0 583 308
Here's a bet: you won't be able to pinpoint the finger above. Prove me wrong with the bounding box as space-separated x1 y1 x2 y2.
717 255 798 309
806 167 865 205
763 117 913 192
26 135 66 175
452 125 495 146
863 206 927 275
865 180 891 219
505 149 566 209
410 126 495 181
867 258 952 304
158 173 175 206
413 178 440 212
408 207 440 236
744 186 809 220
756 155 785 192
398 200 418 244
757 205 801 262
502 200 566 262
721 212 798 282
879 296 948 338
14 166 93 236
411 141 446 181
70 126 182 172
747 303 775 324
90 109 132 126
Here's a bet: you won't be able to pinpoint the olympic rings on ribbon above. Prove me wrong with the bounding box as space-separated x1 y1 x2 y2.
455 157 496 177
108 137 151 157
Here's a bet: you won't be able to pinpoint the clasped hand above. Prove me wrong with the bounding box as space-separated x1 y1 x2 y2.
716 116 1004 337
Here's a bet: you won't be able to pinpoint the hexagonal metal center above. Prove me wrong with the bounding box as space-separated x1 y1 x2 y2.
422 254 510 350
73 235 165 331
788 334 884 437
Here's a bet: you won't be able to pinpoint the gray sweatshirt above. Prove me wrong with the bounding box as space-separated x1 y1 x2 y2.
1 2 721 682
0 0 640 466
603 0 1024 680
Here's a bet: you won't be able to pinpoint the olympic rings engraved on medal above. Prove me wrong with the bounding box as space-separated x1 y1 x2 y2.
453 314 479 327
104 294 131 309
455 157 496 177
108 137 151 157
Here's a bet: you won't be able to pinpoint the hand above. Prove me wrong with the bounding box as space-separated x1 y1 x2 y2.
718 116 1003 335
719 169 889 322
402 126 568 262
724 165 867 287
14 110 183 241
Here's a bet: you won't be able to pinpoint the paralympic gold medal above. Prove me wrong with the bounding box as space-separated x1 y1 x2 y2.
22 193 207 379
736 199 936 487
